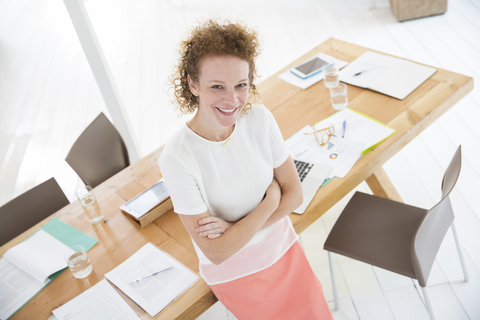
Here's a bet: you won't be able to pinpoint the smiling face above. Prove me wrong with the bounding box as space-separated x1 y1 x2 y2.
188 55 250 133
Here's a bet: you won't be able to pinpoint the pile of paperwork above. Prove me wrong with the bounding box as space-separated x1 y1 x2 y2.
286 108 395 179
52 243 199 320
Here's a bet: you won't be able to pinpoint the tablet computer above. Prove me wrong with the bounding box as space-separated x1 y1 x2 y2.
120 179 170 219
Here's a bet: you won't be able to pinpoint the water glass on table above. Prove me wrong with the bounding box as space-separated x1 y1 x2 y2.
330 83 348 110
324 66 339 89
76 186 103 224
64 245 93 279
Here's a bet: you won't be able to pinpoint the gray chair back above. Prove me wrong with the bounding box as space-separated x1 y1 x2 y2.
412 146 462 287
0 178 70 246
66 113 129 188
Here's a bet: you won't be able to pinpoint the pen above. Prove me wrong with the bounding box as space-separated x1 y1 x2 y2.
130 266 174 284
342 120 346 138
353 67 373 76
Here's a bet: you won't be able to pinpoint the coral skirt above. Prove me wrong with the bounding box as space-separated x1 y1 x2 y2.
210 241 333 320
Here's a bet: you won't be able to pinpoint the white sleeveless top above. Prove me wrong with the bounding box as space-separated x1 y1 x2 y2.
159 104 298 285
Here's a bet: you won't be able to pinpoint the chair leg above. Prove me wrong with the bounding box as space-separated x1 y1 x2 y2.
421 287 436 320
327 252 339 310
451 221 469 282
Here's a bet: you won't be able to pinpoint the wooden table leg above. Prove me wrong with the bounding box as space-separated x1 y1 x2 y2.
365 167 403 203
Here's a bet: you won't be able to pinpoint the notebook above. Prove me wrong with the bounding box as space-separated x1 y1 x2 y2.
339 51 436 100
293 159 332 214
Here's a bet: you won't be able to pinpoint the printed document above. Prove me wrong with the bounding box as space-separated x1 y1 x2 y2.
105 243 199 317
317 108 396 155
0 230 74 320
53 279 139 320
286 108 395 179
286 125 364 179
0 218 97 320
0 258 49 320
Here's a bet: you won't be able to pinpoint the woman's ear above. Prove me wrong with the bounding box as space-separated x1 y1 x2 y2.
187 75 199 96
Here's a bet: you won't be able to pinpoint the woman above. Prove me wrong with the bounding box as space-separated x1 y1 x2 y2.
159 19 333 320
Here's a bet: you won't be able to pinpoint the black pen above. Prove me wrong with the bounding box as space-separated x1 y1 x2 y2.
354 67 373 76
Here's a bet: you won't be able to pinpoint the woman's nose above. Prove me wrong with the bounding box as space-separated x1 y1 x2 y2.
223 89 238 105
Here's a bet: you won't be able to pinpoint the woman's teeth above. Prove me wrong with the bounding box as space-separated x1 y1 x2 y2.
218 108 236 113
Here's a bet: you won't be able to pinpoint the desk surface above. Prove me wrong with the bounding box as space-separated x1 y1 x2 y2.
1 38 473 320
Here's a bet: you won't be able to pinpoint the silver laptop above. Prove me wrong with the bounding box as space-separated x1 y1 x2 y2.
293 159 332 214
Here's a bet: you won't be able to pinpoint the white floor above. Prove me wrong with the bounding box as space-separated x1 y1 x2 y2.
1 0 479 319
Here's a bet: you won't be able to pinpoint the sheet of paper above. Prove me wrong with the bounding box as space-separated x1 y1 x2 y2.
278 53 349 90
0 258 50 320
52 279 139 320
339 51 398 88
105 243 199 318
286 125 364 179
4 229 74 284
316 108 395 154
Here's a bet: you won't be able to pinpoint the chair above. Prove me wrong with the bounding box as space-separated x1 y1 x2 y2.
0 178 70 246
66 112 130 188
324 146 468 320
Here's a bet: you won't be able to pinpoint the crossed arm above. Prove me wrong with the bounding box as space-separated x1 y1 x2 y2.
178 156 303 265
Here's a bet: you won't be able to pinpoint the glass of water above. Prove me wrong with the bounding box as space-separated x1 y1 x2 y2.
330 83 348 110
64 245 93 279
324 66 339 89
76 186 103 224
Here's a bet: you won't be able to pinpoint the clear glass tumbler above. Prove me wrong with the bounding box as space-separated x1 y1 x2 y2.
324 66 339 89
64 245 93 279
330 83 348 110
76 186 103 224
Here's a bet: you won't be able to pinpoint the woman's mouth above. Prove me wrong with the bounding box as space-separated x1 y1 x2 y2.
216 107 238 114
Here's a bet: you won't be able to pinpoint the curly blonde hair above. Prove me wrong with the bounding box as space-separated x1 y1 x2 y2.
170 19 261 115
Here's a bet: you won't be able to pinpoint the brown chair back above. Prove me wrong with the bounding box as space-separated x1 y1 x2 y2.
412 146 462 287
0 178 70 246
66 113 129 188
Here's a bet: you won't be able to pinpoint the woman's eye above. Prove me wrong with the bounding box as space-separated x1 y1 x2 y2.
237 83 248 88
212 85 222 89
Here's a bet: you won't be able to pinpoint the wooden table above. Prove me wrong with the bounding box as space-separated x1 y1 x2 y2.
1 38 473 320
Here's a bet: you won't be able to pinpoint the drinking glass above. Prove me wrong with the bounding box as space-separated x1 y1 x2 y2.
330 83 348 110
324 66 339 89
64 245 93 279
76 186 103 224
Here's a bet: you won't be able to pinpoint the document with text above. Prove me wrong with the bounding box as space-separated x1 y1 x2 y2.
286 108 395 179
0 218 97 320
105 243 199 317
287 125 364 179
0 230 73 320
52 279 139 320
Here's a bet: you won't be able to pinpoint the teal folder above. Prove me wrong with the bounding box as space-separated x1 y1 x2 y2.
5 218 98 319
39 217 98 280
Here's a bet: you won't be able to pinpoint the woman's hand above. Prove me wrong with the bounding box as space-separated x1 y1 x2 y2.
194 178 280 240
195 216 234 239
